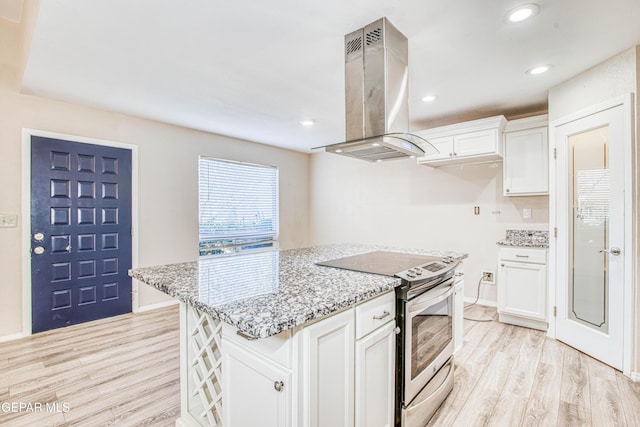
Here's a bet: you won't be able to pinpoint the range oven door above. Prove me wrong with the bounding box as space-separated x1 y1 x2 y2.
404 280 455 405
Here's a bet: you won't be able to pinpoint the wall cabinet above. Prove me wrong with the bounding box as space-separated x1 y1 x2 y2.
503 115 549 196
497 247 547 331
416 116 507 167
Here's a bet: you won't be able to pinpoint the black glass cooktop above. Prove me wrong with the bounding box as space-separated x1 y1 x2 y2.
316 251 441 277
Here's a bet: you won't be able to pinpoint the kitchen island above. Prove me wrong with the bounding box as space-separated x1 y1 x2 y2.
129 244 465 426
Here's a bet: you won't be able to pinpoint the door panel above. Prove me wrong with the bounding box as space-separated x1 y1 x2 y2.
555 104 625 370
31 136 132 333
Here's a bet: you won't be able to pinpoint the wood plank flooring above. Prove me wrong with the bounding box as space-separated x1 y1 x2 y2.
1 304 639 426
0 305 180 426
429 305 640 427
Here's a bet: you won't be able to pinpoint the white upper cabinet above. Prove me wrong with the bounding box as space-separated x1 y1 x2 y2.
416 116 507 167
503 115 549 196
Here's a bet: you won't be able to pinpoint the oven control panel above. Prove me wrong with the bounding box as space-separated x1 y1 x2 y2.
395 256 457 282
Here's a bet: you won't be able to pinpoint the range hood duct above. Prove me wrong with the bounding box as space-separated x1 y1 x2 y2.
318 18 437 162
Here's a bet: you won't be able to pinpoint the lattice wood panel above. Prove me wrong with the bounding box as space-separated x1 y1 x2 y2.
187 306 223 426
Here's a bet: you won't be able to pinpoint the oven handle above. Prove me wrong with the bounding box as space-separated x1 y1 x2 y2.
407 280 455 316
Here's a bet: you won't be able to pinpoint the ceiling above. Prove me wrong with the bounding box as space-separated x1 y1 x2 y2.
16 0 640 153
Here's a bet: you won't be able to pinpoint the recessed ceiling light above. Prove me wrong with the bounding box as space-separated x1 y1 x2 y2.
506 4 540 23
335 149 343 153
371 142 380 147
421 95 438 102
300 119 315 126
376 159 383 163
526 64 551 75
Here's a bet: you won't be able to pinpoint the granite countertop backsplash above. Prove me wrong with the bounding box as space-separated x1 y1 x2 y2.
129 244 466 339
497 230 549 248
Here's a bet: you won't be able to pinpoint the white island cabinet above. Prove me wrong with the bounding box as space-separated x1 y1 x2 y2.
129 245 468 427
222 291 395 427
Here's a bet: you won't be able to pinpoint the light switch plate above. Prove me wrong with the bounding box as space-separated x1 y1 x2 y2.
0 213 18 228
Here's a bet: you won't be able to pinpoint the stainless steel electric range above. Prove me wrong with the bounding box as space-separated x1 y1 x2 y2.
317 250 460 427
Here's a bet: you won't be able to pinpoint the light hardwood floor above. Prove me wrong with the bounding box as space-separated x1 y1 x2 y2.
2 304 639 426
429 304 640 427
0 305 180 426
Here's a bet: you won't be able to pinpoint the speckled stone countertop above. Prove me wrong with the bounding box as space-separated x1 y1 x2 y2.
497 230 549 248
129 244 466 339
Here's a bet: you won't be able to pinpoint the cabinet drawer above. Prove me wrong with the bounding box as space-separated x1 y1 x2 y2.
355 292 395 340
499 247 546 264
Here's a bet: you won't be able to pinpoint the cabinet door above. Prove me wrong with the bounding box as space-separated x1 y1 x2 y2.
355 321 395 427
223 339 291 427
498 261 547 321
453 129 498 157
453 280 464 354
503 127 549 195
422 135 454 160
300 309 354 427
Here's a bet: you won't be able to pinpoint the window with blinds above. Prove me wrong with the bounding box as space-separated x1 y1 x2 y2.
198 158 279 256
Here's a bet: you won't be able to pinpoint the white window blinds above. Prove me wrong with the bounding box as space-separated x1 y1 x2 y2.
199 158 279 255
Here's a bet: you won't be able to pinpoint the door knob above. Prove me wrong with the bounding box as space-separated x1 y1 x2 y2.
34 232 45 241
599 247 621 256
33 246 45 255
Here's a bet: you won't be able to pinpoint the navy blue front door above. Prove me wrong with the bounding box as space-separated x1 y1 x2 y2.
31 136 132 333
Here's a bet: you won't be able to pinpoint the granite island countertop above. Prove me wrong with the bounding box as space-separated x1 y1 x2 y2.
497 230 549 248
129 244 466 339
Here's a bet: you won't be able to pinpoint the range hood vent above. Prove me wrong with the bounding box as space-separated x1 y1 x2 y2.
316 18 437 162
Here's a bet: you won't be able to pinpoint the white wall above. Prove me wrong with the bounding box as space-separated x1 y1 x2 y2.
309 152 548 303
0 15 310 338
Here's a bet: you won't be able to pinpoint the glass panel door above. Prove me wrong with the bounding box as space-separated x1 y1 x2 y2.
568 126 609 332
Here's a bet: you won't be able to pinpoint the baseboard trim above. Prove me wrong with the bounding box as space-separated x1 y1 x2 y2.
0 332 27 343
629 372 640 382
134 299 179 313
463 297 497 308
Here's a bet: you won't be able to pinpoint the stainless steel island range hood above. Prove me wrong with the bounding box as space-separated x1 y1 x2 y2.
318 18 437 162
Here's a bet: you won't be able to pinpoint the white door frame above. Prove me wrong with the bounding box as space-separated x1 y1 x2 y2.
21 128 140 337
548 93 635 377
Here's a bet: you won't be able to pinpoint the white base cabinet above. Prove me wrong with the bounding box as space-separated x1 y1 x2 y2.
223 339 292 427
220 292 396 427
497 247 548 331
355 321 395 427
300 308 355 427
453 279 464 354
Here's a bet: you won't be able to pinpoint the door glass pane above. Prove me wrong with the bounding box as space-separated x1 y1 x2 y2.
568 125 609 332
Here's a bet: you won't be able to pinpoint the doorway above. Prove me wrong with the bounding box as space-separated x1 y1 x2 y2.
24 130 138 334
551 95 634 373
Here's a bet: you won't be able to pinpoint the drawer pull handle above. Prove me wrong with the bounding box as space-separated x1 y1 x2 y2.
236 330 258 341
515 255 529 258
373 310 391 320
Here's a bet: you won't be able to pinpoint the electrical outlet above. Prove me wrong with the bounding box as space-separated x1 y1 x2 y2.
481 270 495 285
523 208 532 219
